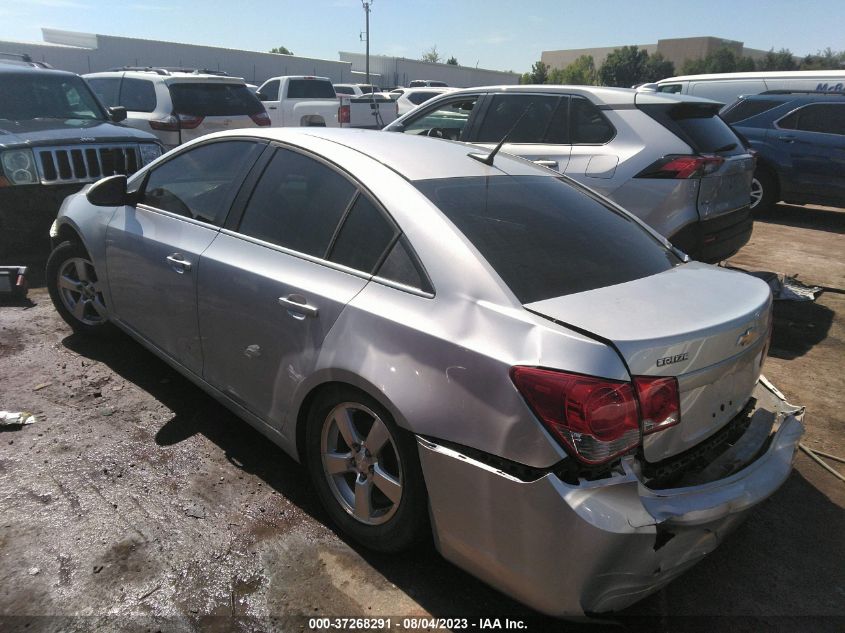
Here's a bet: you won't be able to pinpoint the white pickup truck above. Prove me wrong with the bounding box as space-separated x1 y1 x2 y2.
255 76 340 127
334 83 399 129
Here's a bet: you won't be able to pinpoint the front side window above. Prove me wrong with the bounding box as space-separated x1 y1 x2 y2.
657 84 682 94
86 77 121 107
258 80 280 101
237 148 356 257
415 175 677 303
401 96 479 141
570 97 614 144
475 94 563 143
140 141 261 225
120 78 157 112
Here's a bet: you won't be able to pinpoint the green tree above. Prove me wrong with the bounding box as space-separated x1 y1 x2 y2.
597 45 650 87
446 56 458 66
421 46 441 63
642 53 675 82
527 60 549 84
681 47 756 74
799 48 845 70
269 46 293 55
550 54 596 85
757 48 797 71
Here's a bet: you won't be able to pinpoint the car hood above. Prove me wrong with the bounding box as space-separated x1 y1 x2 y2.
0 119 158 148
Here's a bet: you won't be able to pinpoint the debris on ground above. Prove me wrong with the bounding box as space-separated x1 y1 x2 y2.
0 411 36 426
737 270 822 301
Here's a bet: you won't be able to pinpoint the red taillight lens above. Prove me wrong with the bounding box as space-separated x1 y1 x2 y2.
338 104 350 124
633 376 680 435
149 115 179 131
636 154 724 179
250 111 271 126
176 114 204 129
510 367 640 465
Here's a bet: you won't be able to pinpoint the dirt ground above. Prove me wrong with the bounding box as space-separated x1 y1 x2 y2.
0 203 843 633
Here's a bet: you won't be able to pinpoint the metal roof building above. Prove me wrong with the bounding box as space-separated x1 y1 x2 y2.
339 52 519 88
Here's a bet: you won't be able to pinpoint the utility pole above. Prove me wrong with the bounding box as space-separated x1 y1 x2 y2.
361 1 372 84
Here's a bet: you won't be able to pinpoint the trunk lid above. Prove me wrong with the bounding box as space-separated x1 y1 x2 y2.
525 262 772 461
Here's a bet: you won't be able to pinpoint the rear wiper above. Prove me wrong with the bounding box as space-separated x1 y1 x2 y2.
713 142 737 153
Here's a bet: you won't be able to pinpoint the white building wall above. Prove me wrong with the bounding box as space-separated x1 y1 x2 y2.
339 52 519 88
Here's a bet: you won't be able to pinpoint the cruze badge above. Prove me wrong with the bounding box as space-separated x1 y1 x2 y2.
657 353 688 367
737 327 758 347
79 137 96 142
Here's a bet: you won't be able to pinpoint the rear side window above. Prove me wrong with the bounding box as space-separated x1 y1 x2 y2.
334 86 354 95
779 103 845 135
237 148 356 257
721 98 787 124
641 103 743 155
657 84 682 94
86 77 120 107
328 195 398 272
141 141 261 225
475 94 562 143
169 82 264 116
120 78 156 112
570 97 614 144
408 91 439 105
377 238 433 293
286 80 336 99
415 175 677 303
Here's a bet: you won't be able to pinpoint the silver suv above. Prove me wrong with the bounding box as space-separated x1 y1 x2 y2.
386 85 755 263
85 68 270 151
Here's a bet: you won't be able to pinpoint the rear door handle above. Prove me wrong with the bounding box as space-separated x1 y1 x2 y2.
533 159 560 170
279 294 319 319
777 134 796 143
166 253 192 273
268 106 277 109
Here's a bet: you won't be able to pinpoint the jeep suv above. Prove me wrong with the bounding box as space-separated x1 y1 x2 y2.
722 91 845 212
0 63 163 265
85 68 270 151
386 85 755 263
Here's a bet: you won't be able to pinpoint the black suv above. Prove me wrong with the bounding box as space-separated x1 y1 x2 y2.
0 62 163 265
722 91 845 212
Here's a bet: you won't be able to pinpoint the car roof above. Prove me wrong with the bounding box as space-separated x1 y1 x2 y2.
659 70 845 82
436 84 720 106
0 64 79 78
741 92 845 102
85 70 246 84
202 128 553 181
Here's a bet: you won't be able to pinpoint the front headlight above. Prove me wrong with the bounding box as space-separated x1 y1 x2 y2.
1 149 38 185
139 143 163 166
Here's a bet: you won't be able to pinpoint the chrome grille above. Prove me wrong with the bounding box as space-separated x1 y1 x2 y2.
36 144 141 185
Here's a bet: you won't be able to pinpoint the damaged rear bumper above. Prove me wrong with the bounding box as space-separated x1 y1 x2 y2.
417 378 804 617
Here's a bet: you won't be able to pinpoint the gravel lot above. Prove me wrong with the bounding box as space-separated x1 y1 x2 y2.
1 204 843 633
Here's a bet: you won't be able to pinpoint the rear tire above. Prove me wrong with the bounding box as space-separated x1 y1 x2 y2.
46 240 114 336
305 386 428 553
750 168 778 214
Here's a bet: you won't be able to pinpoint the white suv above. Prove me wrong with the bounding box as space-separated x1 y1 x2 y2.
386 85 755 263
85 68 270 151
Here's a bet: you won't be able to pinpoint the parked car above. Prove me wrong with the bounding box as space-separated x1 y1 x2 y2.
333 83 387 97
722 90 845 211
46 127 802 617
395 87 456 116
409 79 449 88
386 85 755 263
85 68 269 151
646 70 845 106
0 63 162 266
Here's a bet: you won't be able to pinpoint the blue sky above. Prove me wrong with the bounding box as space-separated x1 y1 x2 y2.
1 0 843 72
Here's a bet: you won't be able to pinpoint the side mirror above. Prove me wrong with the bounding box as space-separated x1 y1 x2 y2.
109 106 128 122
87 174 128 207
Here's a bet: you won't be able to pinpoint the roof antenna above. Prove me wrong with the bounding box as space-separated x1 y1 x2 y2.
468 102 534 166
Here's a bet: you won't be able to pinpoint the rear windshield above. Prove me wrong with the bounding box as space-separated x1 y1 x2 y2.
415 176 678 303
721 98 787 124
168 82 264 116
641 102 743 155
286 79 337 99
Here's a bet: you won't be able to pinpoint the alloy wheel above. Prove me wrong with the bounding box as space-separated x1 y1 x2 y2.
56 257 107 326
750 177 763 210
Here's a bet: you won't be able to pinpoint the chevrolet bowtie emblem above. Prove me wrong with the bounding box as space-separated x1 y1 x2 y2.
737 327 758 347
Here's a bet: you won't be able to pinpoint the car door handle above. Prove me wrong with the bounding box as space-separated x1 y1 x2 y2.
778 134 796 143
268 106 278 109
279 294 319 319
166 254 192 273
533 159 560 170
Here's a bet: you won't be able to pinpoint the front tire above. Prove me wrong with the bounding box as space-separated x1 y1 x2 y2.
305 386 428 552
46 240 113 335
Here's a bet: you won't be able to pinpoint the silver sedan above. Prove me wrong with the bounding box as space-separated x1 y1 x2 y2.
46 128 803 617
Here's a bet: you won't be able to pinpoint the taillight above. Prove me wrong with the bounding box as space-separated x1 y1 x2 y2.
633 376 680 435
149 115 179 132
510 367 640 465
176 114 204 129
636 154 724 179
250 111 272 126
338 104 350 124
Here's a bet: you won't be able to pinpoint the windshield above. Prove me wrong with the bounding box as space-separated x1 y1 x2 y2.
0 73 105 121
415 175 678 303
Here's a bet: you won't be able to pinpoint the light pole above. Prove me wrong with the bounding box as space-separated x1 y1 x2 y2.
361 1 372 84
